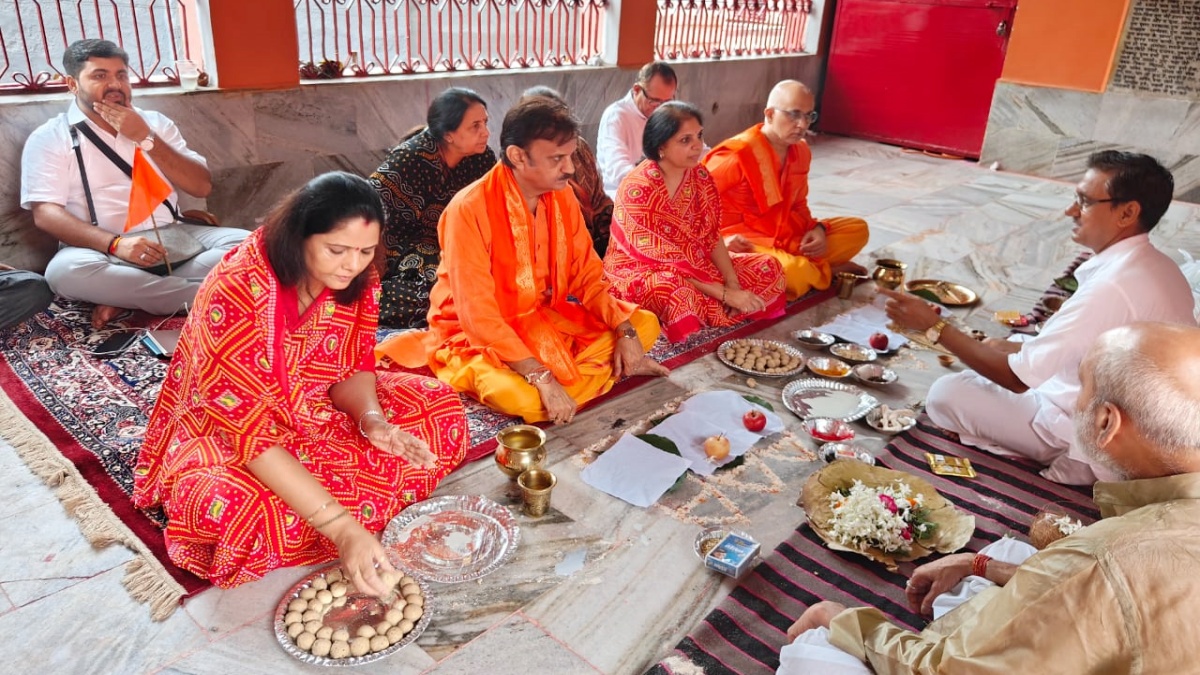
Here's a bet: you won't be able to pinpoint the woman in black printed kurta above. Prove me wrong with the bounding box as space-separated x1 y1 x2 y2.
369 88 497 328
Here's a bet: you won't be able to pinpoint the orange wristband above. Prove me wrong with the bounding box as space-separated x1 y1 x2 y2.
107 235 122 255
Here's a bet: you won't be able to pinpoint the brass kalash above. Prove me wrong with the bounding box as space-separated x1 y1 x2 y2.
871 259 907 291
494 424 547 479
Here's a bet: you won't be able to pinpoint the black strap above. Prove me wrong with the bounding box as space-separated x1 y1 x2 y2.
68 125 100 228
70 122 201 225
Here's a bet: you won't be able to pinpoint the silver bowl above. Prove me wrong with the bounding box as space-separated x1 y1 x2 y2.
851 363 897 387
793 329 836 349
806 355 851 379
864 406 917 434
829 342 877 363
802 417 856 442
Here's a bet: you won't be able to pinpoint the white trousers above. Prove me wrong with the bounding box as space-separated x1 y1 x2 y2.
777 539 1040 675
925 370 1098 485
45 223 248 316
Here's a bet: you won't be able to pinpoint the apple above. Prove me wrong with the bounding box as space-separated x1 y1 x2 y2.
869 332 889 351
703 434 731 462
742 409 767 432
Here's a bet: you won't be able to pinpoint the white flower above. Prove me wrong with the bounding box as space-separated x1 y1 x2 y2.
826 480 926 554
1051 514 1083 536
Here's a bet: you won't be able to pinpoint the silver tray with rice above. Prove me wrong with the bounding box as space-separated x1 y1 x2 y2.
782 378 879 423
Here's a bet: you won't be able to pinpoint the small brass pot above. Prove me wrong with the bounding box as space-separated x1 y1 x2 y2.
872 259 907 291
495 424 547 479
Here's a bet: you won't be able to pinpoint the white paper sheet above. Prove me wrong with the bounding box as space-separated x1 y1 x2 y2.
580 434 691 507
650 390 786 476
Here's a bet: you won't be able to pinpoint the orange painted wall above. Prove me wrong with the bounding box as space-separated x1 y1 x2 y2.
208 0 298 90
616 1 658 68
1000 0 1131 92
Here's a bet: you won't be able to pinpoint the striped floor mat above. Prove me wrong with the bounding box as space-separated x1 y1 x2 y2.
647 418 1100 675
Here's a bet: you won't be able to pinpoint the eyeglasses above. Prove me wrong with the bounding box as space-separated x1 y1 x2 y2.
636 84 674 106
772 107 819 124
1073 193 1122 210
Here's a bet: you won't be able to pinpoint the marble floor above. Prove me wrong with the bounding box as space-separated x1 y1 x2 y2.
3 136 1198 675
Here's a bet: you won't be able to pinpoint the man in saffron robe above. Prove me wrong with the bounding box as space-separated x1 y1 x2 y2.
377 97 669 425
705 80 868 300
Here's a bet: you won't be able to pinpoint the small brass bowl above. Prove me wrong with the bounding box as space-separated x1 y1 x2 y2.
495 424 547 479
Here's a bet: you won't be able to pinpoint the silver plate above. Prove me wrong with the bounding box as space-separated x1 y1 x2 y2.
782 378 879 422
792 329 836 349
829 342 877 363
716 338 806 378
273 564 434 667
381 495 520 584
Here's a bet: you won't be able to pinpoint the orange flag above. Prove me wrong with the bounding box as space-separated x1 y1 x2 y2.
124 147 172 232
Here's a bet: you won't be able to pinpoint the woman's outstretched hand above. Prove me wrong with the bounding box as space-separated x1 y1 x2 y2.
363 418 438 469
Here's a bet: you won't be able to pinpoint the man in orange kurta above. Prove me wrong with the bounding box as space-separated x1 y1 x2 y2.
377 97 668 425
705 80 869 300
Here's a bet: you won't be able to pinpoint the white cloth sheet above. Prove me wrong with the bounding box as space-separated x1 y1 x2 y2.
651 390 784 476
580 434 690 507
813 297 910 350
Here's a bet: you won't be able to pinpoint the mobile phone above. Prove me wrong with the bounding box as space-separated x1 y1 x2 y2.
94 329 143 358
142 329 181 359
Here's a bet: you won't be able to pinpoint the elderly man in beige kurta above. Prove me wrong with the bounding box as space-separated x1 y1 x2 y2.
781 322 1200 674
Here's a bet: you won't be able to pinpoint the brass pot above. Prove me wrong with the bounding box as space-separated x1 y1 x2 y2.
495 424 547 479
871 259 907 291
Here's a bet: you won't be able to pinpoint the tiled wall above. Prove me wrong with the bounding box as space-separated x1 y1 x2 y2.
0 56 820 271
980 0 1200 203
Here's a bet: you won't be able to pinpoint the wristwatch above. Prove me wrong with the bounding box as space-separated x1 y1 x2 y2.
619 326 638 341
925 319 949 344
137 133 155 152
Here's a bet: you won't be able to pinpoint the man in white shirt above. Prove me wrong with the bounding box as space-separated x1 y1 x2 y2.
596 61 678 198
21 39 247 329
882 151 1195 485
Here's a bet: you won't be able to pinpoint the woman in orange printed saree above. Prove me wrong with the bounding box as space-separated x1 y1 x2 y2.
604 102 786 342
133 173 467 594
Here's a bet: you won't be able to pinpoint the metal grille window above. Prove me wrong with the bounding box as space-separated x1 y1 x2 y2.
655 0 811 61
294 0 609 80
0 0 197 94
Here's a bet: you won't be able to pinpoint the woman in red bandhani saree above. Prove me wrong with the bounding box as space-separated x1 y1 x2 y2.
603 102 785 342
133 172 467 595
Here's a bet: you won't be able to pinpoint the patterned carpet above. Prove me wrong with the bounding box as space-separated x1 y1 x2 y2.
645 419 1101 675
0 288 834 612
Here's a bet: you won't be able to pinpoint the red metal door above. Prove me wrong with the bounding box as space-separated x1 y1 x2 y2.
819 0 1018 158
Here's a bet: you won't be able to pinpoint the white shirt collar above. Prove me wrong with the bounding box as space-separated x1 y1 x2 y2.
1075 233 1150 285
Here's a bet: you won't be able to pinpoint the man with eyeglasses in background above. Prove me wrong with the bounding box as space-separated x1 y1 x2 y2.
597 61 680 198
705 80 868 301
882 151 1196 485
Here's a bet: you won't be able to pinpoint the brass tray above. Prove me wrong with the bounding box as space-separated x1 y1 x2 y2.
905 279 979 306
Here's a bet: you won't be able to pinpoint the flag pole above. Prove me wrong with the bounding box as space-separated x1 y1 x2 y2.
148 213 173 276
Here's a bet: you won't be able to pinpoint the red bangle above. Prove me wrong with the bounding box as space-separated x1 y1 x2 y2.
971 553 992 578
107 235 122 255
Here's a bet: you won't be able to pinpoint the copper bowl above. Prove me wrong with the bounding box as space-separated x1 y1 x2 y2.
495 424 547 479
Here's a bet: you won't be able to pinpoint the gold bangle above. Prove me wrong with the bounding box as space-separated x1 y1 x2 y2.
312 509 349 530
721 287 728 305
304 498 337 523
